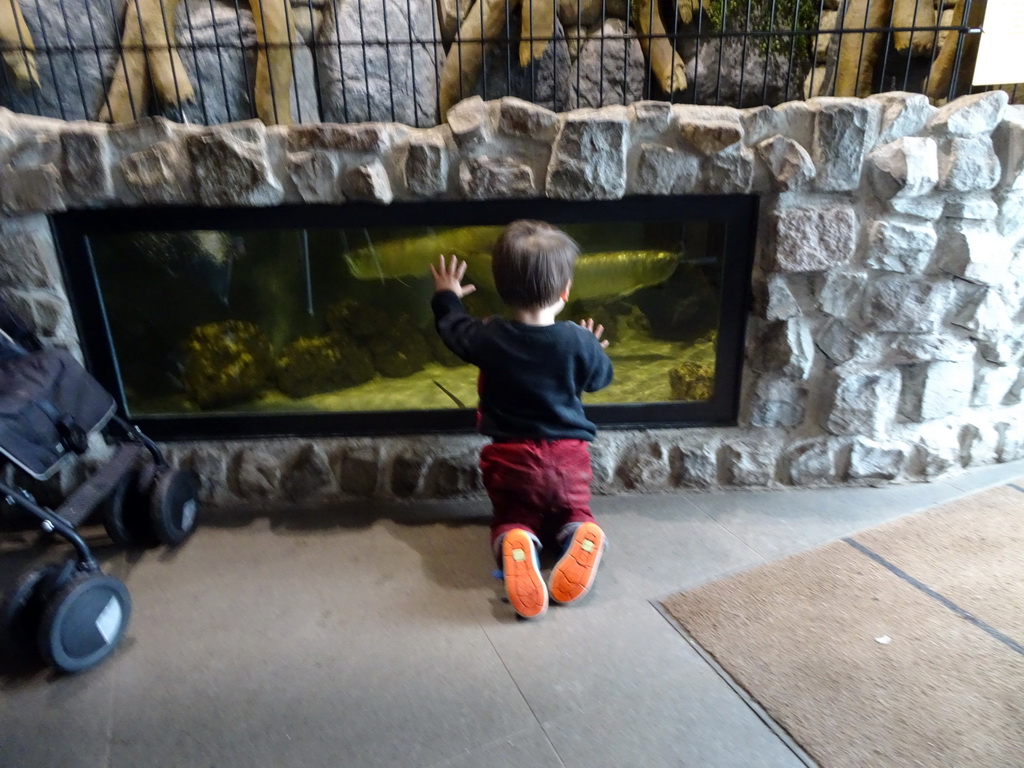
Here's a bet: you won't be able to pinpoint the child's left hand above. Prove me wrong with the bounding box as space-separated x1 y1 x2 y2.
431 254 477 298
580 318 609 348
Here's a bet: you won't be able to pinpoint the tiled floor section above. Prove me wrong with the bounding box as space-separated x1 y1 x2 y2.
3 459 1023 768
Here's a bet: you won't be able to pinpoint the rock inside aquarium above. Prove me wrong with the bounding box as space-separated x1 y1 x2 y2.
326 299 393 341
276 334 375 398
183 320 274 408
424 326 464 367
669 361 715 402
371 327 432 378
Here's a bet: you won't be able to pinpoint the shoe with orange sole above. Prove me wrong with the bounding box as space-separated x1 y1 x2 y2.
549 522 606 605
501 529 548 619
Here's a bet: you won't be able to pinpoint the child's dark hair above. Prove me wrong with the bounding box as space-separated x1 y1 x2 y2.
491 220 579 309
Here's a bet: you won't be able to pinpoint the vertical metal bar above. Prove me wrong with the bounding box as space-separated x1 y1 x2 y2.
949 0 975 101
355 0 371 117
621 0 632 104
129 0 163 117
254 0 282 123
598 0 606 105
331 0 349 121
922 0 943 98
232 0 254 120
714 0 727 104
301 229 313 316
0 25 13 107
899 0 924 90
306 0 323 122
577 0 583 106
104 0 137 119
10 0 43 115
405 0 418 126
668 0 680 100
162 0 198 122
736 0 753 106
877 0 896 96
806 0 827 99
206 0 233 121
454 0 465 104
83 0 115 120
429 0 440 123
783 0 803 101
54 0 90 117
29 0 68 118
528 0 535 103
761 0 778 104
380 0 396 120
691 0 703 102
498 0 507 101
645 0 655 100
282 0 301 124
852 0 872 97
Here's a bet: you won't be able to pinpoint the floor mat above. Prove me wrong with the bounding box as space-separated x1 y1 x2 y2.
661 481 1024 768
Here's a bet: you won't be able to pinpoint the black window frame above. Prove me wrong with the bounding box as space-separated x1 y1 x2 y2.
53 195 758 440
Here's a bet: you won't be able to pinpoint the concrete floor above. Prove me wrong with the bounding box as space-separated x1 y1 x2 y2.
2 459 1023 768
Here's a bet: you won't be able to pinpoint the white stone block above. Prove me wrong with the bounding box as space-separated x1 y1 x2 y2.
770 205 857 272
927 90 1008 136
868 137 939 199
900 361 975 421
859 276 952 333
825 367 901 437
938 137 1001 192
786 439 836 485
847 438 907 482
866 219 937 273
972 363 1021 407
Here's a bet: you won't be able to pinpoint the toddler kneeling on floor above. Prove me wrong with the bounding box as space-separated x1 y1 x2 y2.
429 220 613 619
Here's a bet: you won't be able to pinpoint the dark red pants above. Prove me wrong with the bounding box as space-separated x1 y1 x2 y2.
480 439 596 551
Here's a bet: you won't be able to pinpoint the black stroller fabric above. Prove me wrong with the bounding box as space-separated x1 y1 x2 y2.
0 348 115 479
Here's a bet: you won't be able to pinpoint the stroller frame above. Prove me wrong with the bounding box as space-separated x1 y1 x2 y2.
0 304 200 674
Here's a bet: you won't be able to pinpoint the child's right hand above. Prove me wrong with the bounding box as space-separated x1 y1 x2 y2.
430 254 477 298
580 318 609 348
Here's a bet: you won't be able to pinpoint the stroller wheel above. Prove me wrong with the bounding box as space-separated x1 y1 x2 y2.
38 571 132 673
102 467 159 548
148 468 200 547
1 562 65 650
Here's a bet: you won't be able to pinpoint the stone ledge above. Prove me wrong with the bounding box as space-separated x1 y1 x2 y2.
1 92 1022 504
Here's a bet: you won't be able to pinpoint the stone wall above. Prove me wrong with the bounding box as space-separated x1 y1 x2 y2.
1 89 1023 506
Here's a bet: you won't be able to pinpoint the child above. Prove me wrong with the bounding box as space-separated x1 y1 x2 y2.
430 219 614 619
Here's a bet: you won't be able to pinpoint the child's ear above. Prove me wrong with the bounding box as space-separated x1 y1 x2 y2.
560 280 572 303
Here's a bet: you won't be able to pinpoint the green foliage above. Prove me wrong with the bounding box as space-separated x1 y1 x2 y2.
183 320 274 408
702 0 820 57
276 334 375 398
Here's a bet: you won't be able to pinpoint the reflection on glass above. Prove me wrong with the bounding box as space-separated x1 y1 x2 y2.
87 221 725 417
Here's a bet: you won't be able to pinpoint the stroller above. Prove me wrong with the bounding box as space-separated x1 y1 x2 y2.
0 301 200 673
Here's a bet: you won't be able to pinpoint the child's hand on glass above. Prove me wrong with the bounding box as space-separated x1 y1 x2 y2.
580 318 609 348
431 254 477 298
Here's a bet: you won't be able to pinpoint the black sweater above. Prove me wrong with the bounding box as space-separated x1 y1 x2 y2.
431 290 614 441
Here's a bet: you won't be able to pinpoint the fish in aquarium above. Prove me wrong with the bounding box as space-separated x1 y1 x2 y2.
343 226 682 300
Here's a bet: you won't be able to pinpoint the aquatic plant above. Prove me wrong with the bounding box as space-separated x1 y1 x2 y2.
668 360 715 401
182 320 274 408
326 300 393 341
371 324 433 379
276 335 375 398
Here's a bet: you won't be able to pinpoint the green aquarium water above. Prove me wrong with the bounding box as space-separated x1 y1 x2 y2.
88 221 724 418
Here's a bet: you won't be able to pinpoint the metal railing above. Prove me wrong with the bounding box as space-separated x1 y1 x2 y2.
0 0 1015 128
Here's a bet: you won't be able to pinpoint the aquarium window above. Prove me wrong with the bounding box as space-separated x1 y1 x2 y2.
54 197 757 439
